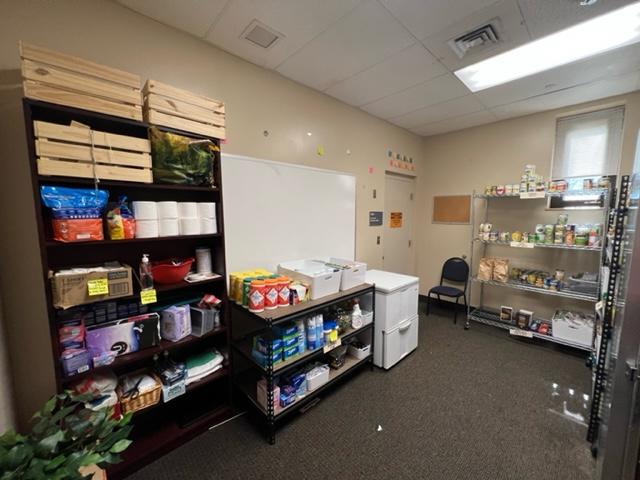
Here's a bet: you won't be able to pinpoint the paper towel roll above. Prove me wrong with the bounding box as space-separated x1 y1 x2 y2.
157 201 178 219
158 218 179 237
135 219 159 238
195 247 212 274
178 202 198 219
179 218 200 235
199 218 217 234
197 202 216 219
132 201 157 220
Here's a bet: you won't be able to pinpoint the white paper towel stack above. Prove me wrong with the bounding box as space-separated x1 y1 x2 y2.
178 202 200 235
157 201 179 237
133 201 158 238
197 202 217 234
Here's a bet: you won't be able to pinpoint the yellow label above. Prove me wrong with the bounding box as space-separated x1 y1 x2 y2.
140 289 157 305
390 212 403 228
87 278 109 296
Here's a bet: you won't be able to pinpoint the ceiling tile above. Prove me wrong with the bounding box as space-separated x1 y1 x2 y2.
491 71 640 120
422 0 530 71
361 73 469 119
390 95 485 129
324 43 446 106
275 1 415 91
517 0 634 40
380 0 498 40
117 0 228 37
475 42 640 108
206 0 360 69
412 110 498 136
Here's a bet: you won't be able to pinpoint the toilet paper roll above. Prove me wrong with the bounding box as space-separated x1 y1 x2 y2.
135 219 159 238
197 202 216 219
158 218 179 237
179 217 200 236
157 201 178 219
178 202 198 219
199 218 217 234
132 201 157 220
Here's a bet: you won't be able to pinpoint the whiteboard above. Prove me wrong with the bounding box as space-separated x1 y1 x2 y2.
221 153 356 274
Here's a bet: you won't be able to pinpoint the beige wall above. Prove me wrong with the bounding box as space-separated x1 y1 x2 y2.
0 298 15 432
417 92 640 315
0 0 423 428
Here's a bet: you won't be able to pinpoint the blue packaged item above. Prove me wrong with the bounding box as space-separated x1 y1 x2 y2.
282 334 298 349
252 348 283 367
283 344 299 360
283 371 306 390
273 322 297 337
280 385 296 407
60 348 90 377
316 315 324 347
40 186 109 218
296 319 306 351
253 336 283 355
306 317 317 350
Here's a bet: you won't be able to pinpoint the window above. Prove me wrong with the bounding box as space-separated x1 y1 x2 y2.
552 106 625 180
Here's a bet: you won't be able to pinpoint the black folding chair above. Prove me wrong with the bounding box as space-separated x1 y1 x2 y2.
426 257 469 324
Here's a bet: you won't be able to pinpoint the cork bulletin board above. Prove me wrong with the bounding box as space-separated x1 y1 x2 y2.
432 195 471 224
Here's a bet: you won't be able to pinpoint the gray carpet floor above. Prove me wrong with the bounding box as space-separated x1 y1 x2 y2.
129 303 594 480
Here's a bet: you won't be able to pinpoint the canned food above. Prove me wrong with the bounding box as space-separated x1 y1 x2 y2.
505 184 513 195
511 231 522 242
558 214 568 225
544 225 554 244
489 231 498 242
565 225 575 245
500 232 510 242
496 185 505 196
554 224 564 244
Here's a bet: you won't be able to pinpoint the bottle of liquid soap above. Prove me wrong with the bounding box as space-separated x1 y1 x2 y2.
140 254 154 290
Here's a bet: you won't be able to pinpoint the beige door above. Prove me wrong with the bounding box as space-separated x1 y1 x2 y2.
383 173 415 274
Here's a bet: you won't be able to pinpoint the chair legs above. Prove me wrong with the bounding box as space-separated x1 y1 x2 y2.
454 297 459 324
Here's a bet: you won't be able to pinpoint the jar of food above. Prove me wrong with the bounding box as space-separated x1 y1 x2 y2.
496 185 505 196
512 231 522 242
565 225 575 245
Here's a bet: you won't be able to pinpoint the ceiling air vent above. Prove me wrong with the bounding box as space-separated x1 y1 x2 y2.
241 20 283 49
448 22 500 59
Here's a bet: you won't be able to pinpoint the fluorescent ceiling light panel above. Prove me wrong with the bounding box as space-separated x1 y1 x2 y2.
454 2 640 92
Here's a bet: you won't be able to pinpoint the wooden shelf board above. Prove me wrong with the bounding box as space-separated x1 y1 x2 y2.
46 233 221 247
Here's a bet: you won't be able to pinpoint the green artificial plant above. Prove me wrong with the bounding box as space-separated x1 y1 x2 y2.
0 392 133 480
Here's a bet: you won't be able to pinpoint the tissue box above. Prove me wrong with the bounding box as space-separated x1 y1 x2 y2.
161 305 192 342
253 336 283 355
283 344 300 360
257 378 281 414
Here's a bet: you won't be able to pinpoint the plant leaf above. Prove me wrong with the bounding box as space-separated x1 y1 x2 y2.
43 454 67 471
35 430 65 457
109 439 131 454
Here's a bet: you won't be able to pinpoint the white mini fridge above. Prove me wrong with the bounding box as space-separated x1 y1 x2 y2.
365 270 419 369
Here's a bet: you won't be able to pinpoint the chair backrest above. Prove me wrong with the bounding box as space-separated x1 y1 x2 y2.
441 257 469 285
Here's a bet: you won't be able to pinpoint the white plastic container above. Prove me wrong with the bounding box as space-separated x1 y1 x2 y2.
278 260 342 300
306 364 330 391
197 202 216 219
158 218 179 237
178 202 198 219
157 201 178 219
135 219 159 238
329 257 367 290
179 218 200 235
348 343 371 360
552 314 594 347
132 201 157 220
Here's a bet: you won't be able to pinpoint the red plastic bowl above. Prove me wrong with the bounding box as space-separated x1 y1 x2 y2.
151 258 195 284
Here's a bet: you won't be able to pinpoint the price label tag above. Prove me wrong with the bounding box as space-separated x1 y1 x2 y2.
510 241 535 248
323 337 341 353
140 289 157 305
519 191 545 199
509 328 533 338
87 278 109 296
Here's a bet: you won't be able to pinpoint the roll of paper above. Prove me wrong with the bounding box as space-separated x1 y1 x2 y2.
195 247 212 274
197 202 216 219
157 201 178 219
178 202 198 219
179 217 200 236
135 219 159 238
199 218 217 234
132 201 157 220
158 218 179 237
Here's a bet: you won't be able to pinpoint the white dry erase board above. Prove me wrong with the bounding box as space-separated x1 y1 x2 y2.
221 153 356 274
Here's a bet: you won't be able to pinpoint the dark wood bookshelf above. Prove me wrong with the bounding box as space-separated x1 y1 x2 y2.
22 98 234 478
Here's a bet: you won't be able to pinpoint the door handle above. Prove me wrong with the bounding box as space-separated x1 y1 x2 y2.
399 320 412 332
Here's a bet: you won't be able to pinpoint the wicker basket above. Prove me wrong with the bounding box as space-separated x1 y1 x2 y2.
117 372 162 414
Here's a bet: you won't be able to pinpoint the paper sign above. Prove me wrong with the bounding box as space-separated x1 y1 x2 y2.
87 278 109 296
509 328 533 338
323 337 342 353
519 191 545 199
140 289 157 305
316 145 325 156
510 241 535 248
390 212 402 228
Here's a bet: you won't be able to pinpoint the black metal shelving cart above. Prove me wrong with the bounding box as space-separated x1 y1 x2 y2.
230 283 375 444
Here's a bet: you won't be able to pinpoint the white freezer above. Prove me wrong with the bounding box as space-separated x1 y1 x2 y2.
366 270 419 369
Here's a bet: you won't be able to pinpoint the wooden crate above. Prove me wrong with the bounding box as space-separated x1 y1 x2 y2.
34 120 152 183
20 42 143 121
143 79 225 139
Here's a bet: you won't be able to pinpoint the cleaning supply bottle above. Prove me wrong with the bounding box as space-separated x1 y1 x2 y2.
140 254 154 290
351 300 363 329
316 314 324 347
306 316 317 350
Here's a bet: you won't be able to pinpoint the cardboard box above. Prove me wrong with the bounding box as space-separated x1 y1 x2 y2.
51 263 133 309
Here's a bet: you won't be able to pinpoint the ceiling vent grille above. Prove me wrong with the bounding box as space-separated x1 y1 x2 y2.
448 22 500 59
241 20 283 49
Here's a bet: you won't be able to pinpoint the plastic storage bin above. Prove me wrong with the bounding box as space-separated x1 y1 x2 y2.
552 312 594 347
347 342 371 360
329 257 367 291
278 260 342 300
306 364 330 391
